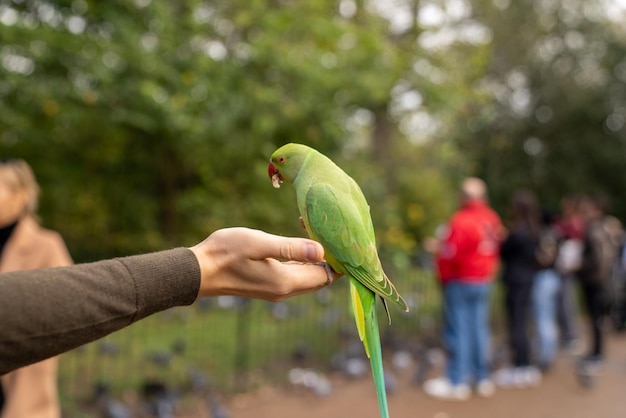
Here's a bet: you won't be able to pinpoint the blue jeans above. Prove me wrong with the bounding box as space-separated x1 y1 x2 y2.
443 280 492 385
533 269 560 366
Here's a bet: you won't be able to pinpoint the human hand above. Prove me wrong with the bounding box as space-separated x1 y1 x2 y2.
190 227 339 301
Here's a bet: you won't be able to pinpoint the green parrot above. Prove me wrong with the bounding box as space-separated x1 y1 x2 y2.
268 143 408 418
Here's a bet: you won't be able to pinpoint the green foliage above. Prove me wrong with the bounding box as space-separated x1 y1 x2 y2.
1 0 461 262
454 0 626 217
1 0 624 264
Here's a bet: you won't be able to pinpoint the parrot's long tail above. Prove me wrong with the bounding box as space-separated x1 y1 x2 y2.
366 303 389 418
350 280 389 418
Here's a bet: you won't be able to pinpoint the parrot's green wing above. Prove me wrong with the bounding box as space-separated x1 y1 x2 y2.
304 182 408 312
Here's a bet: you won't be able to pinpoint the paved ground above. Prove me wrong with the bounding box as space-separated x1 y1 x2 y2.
226 331 626 418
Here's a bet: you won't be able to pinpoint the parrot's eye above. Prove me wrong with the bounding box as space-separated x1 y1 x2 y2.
277 156 286 164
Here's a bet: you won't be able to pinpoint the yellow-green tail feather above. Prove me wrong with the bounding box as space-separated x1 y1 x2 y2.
350 279 389 418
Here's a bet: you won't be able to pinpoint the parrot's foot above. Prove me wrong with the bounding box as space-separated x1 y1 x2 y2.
316 262 337 286
298 216 307 232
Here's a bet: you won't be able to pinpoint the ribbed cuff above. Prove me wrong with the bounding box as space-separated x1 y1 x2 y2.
118 247 201 320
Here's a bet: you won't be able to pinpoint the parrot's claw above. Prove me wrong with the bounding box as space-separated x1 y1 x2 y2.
298 216 307 231
316 262 336 286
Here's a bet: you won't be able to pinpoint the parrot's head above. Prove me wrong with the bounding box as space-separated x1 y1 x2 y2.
268 143 312 188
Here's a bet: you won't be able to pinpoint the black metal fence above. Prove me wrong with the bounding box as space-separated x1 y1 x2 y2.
56 266 509 416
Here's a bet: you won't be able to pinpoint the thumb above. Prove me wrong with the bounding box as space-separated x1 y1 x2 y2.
285 238 325 263
251 230 324 263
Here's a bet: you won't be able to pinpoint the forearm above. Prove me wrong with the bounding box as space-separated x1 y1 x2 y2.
0 248 200 374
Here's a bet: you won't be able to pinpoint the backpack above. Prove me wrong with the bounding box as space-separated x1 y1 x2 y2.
535 229 559 269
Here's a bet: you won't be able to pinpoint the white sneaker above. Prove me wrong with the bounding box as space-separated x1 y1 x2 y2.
519 367 542 387
580 357 603 375
494 367 522 388
423 377 471 401
494 367 541 388
476 379 496 397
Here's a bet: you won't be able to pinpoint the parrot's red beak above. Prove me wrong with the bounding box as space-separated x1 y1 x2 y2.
268 162 283 189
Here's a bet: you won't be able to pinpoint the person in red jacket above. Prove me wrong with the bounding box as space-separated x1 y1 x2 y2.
424 177 503 401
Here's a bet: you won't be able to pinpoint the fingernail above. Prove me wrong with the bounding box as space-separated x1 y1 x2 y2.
305 243 321 262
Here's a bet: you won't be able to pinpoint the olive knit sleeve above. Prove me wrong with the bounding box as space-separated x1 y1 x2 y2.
0 247 200 374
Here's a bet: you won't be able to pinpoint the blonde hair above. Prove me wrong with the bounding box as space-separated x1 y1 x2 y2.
0 159 40 216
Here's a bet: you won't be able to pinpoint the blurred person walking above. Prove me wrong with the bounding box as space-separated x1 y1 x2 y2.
577 194 624 371
554 195 585 352
532 211 561 372
606 219 626 333
0 159 73 418
423 177 503 401
494 190 542 388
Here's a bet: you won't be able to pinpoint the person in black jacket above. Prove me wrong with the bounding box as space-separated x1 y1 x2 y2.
494 190 542 388
577 195 624 370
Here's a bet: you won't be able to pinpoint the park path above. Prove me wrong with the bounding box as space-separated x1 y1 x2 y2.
227 331 626 418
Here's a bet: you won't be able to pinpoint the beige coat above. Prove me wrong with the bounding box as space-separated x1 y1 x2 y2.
0 216 72 418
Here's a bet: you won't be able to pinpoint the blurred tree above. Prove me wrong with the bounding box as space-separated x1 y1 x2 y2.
0 0 460 262
1 0 623 264
453 0 626 218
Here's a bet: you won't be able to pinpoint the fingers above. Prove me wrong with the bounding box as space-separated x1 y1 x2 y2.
193 227 333 302
270 261 336 299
